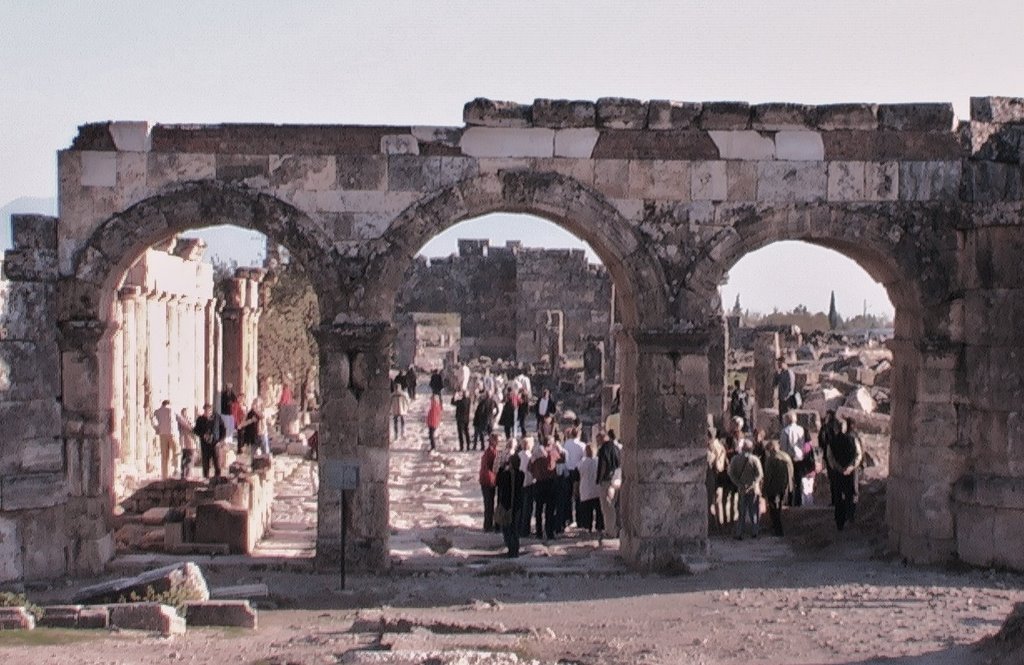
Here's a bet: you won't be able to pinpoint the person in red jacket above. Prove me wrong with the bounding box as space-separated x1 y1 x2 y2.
426 394 442 451
479 434 500 531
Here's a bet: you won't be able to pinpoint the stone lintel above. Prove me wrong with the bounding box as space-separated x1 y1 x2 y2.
822 131 963 161
148 124 411 155
531 99 596 128
970 97 1024 124
592 130 719 160
626 328 713 354
878 103 956 132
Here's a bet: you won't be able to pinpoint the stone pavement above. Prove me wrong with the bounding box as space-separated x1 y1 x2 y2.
251 453 318 559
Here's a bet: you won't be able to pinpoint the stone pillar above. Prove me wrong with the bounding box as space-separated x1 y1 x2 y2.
221 269 263 404
751 331 780 409
133 291 149 470
314 322 394 572
116 287 143 466
616 328 709 570
204 299 218 407
193 301 205 411
707 315 728 426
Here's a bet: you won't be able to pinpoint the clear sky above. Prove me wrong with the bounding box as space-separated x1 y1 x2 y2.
3 1 1022 317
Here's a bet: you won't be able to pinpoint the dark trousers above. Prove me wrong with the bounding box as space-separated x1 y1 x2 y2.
473 426 488 451
392 415 405 439
456 420 470 451
826 465 840 505
577 498 604 532
556 474 573 531
533 478 556 539
519 484 535 536
180 448 195 480
481 484 497 531
502 509 522 556
517 415 527 436
789 465 803 507
200 441 220 478
766 493 785 535
428 427 437 450
503 423 513 440
834 471 858 530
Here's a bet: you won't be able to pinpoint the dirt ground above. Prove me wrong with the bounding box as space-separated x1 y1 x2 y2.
3 393 1023 665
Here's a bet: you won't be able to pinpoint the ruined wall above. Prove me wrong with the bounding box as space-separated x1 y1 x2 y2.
395 312 461 370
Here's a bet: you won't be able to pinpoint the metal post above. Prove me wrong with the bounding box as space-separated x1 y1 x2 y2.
340 490 348 590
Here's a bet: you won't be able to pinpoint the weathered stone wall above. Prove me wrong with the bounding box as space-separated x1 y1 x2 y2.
2 95 1022 579
395 312 461 370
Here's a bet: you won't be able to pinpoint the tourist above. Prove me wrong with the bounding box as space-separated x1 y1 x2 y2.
595 431 621 543
252 397 271 458
706 426 728 529
479 434 500 531
727 439 763 540
458 363 471 393
390 383 410 440
729 379 754 433
481 367 495 396
762 439 794 536
495 453 525 557
151 399 178 480
238 399 259 458
451 389 472 451
534 388 556 431
828 417 863 531
177 407 196 479
818 409 844 506
220 382 237 435
429 369 444 396
562 426 587 528
721 416 747 524
529 435 560 542
773 357 797 421
517 436 537 537
425 393 442 451
403 366 418 401
577 444 603 533
800 428 818 506
516 388 530 437
472 390 498 451
231 392 247 453
193 403 225 479
780 411 805 506
538 414 556 440
498 387 517 440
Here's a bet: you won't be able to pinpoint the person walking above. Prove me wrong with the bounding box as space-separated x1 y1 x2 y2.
390 384 410 440
176 407 196 480
773 357 797 421
729 379 755 434
595 431 621 543
451 390 472 452
472 391 498 451
498 388 517 440
193 403 225 479
728 439 764 540
516 388 530 437
529 435 560 542
517 436 537 537
479 434 500 531
706 427 728 529
425 393 442 451
152 399 178 480
828 417 864 531
762 439 794 536
429 369 444 396
533 389 556 432
496 454 526 557
818 409 844 506
403 366 418 401
779 411 805 506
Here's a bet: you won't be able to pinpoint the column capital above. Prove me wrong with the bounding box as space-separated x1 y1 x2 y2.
314 321 396 351
117 285 144 301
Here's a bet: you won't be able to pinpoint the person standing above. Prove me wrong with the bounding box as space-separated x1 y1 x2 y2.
498 387 517 440
152 399 178 480
517 436 536 537
534 389 556 431
472 390 498 451
779 411 805 506
828 417 863 531
577 444 603 533
706 427 728 529
773 357 797 421
818 409 844 506
729 379 755 434
193 403 225 479
562 426 586 528
403 366 418 401
177 407 196 479
529 435 560 541
425 393 442 452
429 369 444 396
762 439 794 536
220 383 237 434
515 388 530 437
479 434 500 531
496 454 525 557
451 390 472 452
595 432 621 543
728 439 764 540
390 384 410 440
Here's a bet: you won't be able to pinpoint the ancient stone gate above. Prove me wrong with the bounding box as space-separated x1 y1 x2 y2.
3 96 1024 581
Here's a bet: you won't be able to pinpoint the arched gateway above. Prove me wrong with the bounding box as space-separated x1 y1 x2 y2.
3 97 1023 581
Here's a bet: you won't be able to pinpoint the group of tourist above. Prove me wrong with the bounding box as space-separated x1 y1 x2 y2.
150 382 274 481
706 408 864 538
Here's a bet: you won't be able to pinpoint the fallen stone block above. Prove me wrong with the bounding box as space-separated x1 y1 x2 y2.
209 583 269 599
195 501 251 554
845 386 877 413
77 606 110 629
108 602 185 635
167 543 230 556
38 605 81 628
141 507 171 525
836 407 890 435
73 561 209 604
0 607 35 630
184 600 257 629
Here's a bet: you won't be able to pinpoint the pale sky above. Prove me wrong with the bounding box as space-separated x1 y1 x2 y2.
3 1 1022 316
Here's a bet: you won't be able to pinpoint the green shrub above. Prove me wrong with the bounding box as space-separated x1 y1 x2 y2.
116 584 205 615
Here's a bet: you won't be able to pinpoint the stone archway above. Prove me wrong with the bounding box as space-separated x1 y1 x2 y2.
680 201 964 564
60 181 340 573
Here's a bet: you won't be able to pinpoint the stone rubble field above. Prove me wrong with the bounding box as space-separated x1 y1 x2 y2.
2 394 1023 664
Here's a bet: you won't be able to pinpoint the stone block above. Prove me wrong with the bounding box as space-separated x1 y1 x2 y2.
813 103 877 130
864 161 899 201
822 131 961 161
708 130 775 160
80 151 117 187
627 160 690 200
11 214 57 250
146 153 216 190
1 472 66 511
531 99 595 128
827 161 866 201
268 155 336 191
596 97 647 129
0 607 35 630
77 533 115 575
690 161 727 201
379 134 418 155
774 131 825 160
184 600 257 629
699 102 751 130
109 603 185 635
962 161 1024 203
756 161 827 203
195 500 251 554
591 130 719 160
751 103 815 130
458 127 554 158
215 154 269 182
141 507 171 525
878 103 956 132
898 161 961 201
109 121 149 151
726 161 757 201
970 96 1024 124
38 605 82 629
553 128 599 158
836 407 890 435
0 282 54 342
462 98 532 128
2 249 59 281
74 562 209 604
77 606 110 629
646 100 702 129
0 516 22 582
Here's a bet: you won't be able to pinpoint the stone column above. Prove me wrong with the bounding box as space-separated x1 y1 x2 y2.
133 289 149 470
116 287 143 465
707 315 728 426
221 269 264 404
193 301 205 411
204 299 218 407
751 331 780 410
615 328 710 570
314 322 394 572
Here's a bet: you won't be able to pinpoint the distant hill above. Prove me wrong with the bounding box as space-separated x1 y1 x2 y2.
1 197 57 251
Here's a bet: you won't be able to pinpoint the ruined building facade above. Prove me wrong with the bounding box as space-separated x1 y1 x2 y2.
3 96 1024 582
396 239 613 364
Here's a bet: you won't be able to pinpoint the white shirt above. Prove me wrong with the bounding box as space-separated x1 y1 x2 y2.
538 397 549 416
459 365 470 391
578 457 600 501
519 449 535 486
780 423 805 462
563 438 586 471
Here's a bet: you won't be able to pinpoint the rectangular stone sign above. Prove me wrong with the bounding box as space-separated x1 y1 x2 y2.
323 461 360 490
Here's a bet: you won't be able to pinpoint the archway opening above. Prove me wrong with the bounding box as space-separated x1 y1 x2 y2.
385 212 627 570
100 221 322 561
712 240 900 560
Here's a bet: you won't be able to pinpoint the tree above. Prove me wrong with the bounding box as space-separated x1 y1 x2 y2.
730 294 743 317
828 291 841 330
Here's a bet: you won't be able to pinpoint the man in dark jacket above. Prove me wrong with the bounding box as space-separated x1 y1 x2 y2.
595 431 621 542
762 439 794 536
533 389 557 431
451 390 472 452
193 403 225 479
818 409 844 506
429 369 444 396
472 391 497 451
828 417 863 531
496 454 526 557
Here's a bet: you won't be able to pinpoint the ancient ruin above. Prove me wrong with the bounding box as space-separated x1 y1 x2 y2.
3 96 1024 582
